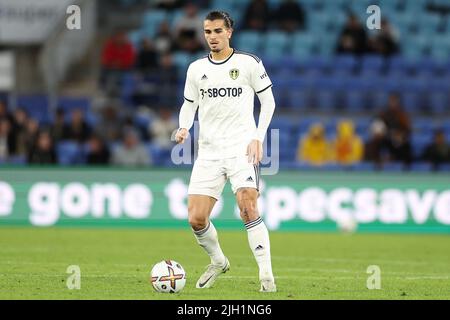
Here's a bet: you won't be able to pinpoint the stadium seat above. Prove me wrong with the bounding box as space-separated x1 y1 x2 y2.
382 162 405 171
352 162 376 171
416 14 442 34
428 92 449 114
142 10 167 30
343 91 367 112
17 95 50 124
361 55 386 74
262 32 289 59
57 141 85 165
58 97 91 115
287 89 310 110
128 29 142 49
333 55 359 75
234 31 262 53
411 162 432 172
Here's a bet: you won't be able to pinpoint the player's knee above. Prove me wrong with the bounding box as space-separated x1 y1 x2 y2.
188 214 208 230
237 189 259 222
188 204 208 230
239 206 259 223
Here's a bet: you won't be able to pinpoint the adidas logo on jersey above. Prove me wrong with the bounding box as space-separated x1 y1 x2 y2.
246 176 254 182
201 74 208 80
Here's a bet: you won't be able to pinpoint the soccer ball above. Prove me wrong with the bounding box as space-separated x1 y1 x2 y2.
150 260 186 293
337 215 358 233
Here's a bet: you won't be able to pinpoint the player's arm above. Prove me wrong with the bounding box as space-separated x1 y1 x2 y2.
247 60 276 164
176 65 199 144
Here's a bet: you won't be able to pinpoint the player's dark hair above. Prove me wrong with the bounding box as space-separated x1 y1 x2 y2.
205 11 234 29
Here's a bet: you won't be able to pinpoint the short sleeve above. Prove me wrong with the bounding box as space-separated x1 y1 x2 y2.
250 60 273 94
183 64 198 104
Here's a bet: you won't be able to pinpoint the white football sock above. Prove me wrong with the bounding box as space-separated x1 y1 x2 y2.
246 217 274 282
193 221 226 267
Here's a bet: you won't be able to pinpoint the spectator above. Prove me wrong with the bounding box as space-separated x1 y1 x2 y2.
51 108 69 143
0 101 13 123
100 30 136 94
387 129 413 167
422 129 450 170
154 21 175 54
111 129 151 167
136 38 159 73
11 108 29 156
273 0 306 32
297 123 331 166
174 3 205 53
0 118 14 161
379 93 411 136
86 134 111 165
150 107 177 149
101 30 136 70
368 18 400 56
364 119 390 167
96 105 123 142
242 0 271 31
23 118 40 155
336 14 368 55
156 53 179 107
27 131 57 164
65 109 91 143
331 120 364 165
154 0 184 10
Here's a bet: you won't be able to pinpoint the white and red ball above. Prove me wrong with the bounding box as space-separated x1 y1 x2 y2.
150 260 186 293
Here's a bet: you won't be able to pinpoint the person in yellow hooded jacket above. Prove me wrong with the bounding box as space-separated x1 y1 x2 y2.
297 122 331 165
331 120 364 165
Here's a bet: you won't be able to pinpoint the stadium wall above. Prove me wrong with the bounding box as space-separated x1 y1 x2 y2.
0 168 449 233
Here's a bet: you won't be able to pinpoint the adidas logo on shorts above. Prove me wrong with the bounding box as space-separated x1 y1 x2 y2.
201 74 208 80
246 176 254 182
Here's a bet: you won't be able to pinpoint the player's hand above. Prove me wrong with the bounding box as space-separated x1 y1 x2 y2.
246 139 263 165
175 128 189 144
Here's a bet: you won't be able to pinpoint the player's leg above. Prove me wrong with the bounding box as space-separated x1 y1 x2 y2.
188 159 229 288
228 156 275 292
188 194 227 268
235 187 276 292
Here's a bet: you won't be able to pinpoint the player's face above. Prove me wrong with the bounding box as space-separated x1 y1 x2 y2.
204 19 232 52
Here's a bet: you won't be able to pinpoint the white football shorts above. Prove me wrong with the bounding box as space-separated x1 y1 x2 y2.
188 156 260 200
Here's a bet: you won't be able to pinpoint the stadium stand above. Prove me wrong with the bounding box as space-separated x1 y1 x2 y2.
0 0 449 171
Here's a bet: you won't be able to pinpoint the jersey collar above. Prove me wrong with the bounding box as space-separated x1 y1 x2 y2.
208 48 235 65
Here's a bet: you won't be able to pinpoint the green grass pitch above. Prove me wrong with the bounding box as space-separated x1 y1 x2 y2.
1 227 449 300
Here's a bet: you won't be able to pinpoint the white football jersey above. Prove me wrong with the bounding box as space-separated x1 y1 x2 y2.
183 48 273 160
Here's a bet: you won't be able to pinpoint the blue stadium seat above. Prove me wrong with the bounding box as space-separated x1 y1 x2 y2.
403 0 427 15
172 52 192 72
57 141 85 165
399 91 423 113
352 162 376 171
287 89 310 110
411 133 432 158
361 55 386 73
17 95 50 124
411 162 432 172
333 54 358 74
382 162 405 171
235 31 262 53
314 89 338 111
262 32 289 59
128 30 142 49
343 91 367 112
142 10 167 30
428 92 448 114
58 97 91 115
